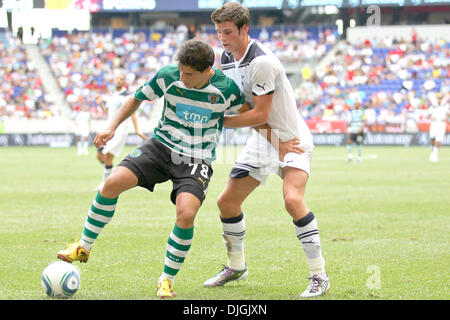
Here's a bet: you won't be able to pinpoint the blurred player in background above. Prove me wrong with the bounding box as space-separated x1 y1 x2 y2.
204 2 329 298
346 101 366 163
56 40 248 298
95 72 147 191
72 104 91 155
428 92 449 162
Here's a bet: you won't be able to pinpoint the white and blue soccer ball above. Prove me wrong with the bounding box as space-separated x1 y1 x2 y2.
41 261 80 298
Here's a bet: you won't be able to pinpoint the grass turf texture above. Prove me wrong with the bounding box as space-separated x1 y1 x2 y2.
0 145 448 300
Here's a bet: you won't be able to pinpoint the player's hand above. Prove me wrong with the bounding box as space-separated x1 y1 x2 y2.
94 129 115 148
279 137 303 161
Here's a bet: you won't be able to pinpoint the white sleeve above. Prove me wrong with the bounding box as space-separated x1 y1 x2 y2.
250 56 276 96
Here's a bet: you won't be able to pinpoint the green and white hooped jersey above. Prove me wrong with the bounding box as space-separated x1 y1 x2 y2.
349 109 365 134
135 64 244 163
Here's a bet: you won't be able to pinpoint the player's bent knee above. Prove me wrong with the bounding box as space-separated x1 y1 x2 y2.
217 194 240 216
102 168 138 198
284 194 304 212
216 195 227 209
176 208 197 228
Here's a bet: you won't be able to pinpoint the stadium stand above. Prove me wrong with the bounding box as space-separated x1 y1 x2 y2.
295 28 449 134
0 22 448 138
0 31 57 120
38 29 173 119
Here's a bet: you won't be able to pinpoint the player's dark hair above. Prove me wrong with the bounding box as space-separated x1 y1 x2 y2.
211 2 250 31
176 39 214 72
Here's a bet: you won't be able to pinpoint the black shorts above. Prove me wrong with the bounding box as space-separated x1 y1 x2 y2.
349 132 364 144
118 138 213 204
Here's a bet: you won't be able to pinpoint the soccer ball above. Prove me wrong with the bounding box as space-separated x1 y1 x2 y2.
41 261 80 298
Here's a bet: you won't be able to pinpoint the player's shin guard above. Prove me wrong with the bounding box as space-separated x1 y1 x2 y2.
160 224 194 282
80 191 117 251
293 212 326 277
221 213 246 271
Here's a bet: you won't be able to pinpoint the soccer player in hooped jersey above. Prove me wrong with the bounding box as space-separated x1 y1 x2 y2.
203 3 330 298
56 40 249 298
346 101 366 163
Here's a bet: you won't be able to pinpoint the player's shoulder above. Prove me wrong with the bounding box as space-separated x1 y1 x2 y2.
221 50 235 68
246 40 278 66
221 40 275 68
119 89 130 97
155 64 180 83
212 68 241 96
242 42 280 78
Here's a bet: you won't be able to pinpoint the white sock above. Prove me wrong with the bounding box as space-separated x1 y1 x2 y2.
83 140 89 153
221 213 246 271
159 274 175 284
293 212 326 276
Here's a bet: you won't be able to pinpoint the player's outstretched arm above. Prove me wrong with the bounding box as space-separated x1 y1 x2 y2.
223 94 272 128
94 96 143 148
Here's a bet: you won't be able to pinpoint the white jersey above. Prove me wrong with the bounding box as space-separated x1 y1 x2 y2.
105 88 131 136
72 110 90 136
429 103 449 142
430 104 449 124
221 39 314 152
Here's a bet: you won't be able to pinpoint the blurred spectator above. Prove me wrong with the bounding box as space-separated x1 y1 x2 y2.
2 26 447 136
297 36 449 133
0 31 56 121
39 30 177 120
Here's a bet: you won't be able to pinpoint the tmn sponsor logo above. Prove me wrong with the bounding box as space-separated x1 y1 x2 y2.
176 103 212 124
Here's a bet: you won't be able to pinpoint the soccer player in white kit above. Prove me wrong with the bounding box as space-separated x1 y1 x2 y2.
95 73 147 191
72 105 91 155
203 3 329 298
428 93 449 162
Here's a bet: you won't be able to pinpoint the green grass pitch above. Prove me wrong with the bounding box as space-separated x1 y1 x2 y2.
0 145 448 300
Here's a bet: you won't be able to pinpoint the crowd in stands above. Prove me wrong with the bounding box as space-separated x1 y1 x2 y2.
1 26 448 135
36 25 337 124
197 25 338 65
258 26 338 63
38 29 180 120
0 31 57 121
296 36 449 132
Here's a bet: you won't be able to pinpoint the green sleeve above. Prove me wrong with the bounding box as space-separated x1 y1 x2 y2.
228 80 245 112
134 73 164 101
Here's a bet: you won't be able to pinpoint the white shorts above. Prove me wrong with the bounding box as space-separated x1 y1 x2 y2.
429 122 446 142
102 132 128 157
231 133 312 185
75 126 90 137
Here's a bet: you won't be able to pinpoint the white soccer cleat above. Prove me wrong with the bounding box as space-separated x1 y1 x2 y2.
203 265 248 287
300 274 330 298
